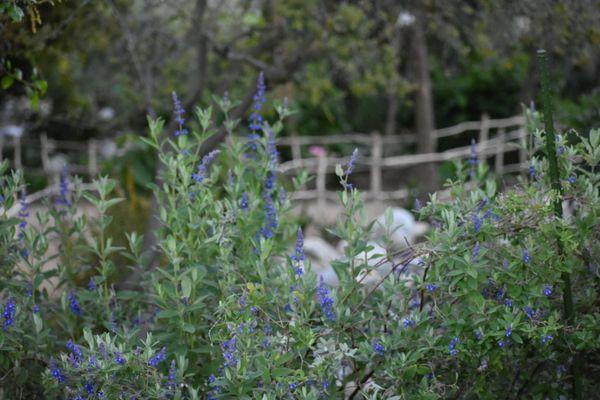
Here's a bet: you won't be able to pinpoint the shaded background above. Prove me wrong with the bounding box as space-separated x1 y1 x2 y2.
1 0 599 196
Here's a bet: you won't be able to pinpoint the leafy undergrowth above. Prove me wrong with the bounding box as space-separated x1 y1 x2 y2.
1 79 599 399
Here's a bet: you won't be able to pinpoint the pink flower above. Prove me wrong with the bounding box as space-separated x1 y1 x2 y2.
309 145 326 157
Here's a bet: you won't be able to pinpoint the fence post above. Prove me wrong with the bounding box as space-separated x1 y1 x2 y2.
13 136 22 170
291 135 302 167
518 127 527 175
495 128 506 175
370 132 383 200
316 153 327 213
478 112 490 143
88 139 98 176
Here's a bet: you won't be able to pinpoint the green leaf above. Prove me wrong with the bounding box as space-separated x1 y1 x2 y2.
33 313 43 334
181 276 192 299
1 76 14 89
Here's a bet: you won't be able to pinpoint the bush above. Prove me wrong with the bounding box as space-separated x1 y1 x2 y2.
1 76 599 399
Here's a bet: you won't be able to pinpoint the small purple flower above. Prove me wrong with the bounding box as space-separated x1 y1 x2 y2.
66 340 83 363
221 337 238 368
414 198 421 211
50 357 66 383
87 355 98 369
167 360 177 391
523 249 530 265
192 150 220 183
498 340 506 348
240 192 249 210
475 330 482 341
472 214 482 234
247 72 266 152
114 352 125 365
372 339 385 356
344 148 359 176
289 383 297 391
471 242 480 263
523 306 536 319
56 166 71 207
84 382 94 395
449 336 459 357
68 292 82 316
529 164 536 178
403 317 415 328
265 123 279 167
541 334 553 345
426 283 438 292
2 297 16 330
316 277 335 321
505 325 512 338
291 227 305 275
88 277 95 291
543 285 552 297
504 298 513 308
172 92 188 137
567 175 576 184
148 347 166 367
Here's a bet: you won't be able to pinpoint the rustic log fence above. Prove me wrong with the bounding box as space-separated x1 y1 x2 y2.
0 133 100 182
277 114 527 202
1 114 527 207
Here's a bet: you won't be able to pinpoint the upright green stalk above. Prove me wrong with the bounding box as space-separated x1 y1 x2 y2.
537 49 581 399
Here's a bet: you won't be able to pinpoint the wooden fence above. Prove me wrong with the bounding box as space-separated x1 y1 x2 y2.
277 114 527 205
1 114 527 207
0 133 99 180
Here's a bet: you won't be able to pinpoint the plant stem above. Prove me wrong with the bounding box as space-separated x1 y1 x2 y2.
537 49 582 400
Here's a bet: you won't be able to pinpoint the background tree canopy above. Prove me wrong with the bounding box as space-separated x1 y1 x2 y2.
1 0 599 191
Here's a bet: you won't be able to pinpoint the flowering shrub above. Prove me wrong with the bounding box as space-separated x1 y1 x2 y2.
1 74 599 399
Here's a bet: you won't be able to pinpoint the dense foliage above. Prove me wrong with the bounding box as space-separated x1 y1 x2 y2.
1 80 599 399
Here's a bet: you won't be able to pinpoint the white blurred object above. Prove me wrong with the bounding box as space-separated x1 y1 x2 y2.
0 124 24 137
373 207 428 248
99 140 117 158
303 236 341 287
48 154 68 174
396 11 415 27
98 107 115 121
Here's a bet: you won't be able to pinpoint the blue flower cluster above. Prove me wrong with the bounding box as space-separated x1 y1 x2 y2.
167 360 177 392
316 278 335 321
68 292 82 316
372 339 385 356
449 336 459 357
221 336 238 368
248 72 266 152
2 297 16 330
56 166 71 207
50 357 66 383
172 92 188 137
523 249 530 265
260 172 278 239
192 150 220 184
148 347 166 367
291 227 305 276
471 242 480 263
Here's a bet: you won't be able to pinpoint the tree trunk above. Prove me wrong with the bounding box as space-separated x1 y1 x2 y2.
412 11 437 193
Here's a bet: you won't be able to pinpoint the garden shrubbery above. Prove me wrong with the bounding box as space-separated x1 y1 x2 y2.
1 75 599 399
